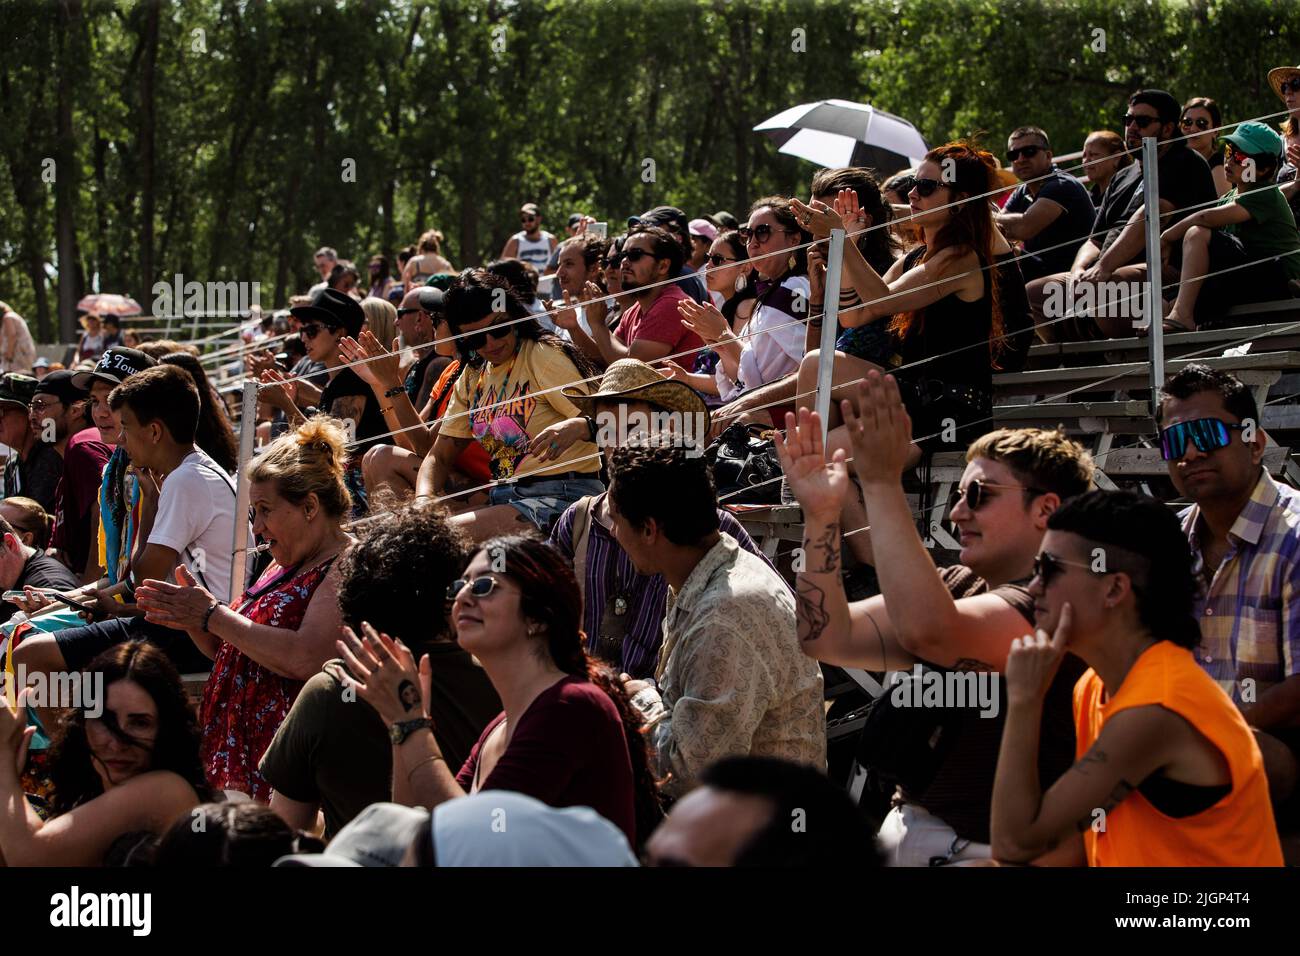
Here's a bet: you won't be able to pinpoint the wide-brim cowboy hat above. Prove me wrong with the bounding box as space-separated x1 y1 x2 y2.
562 358 708 424
1268 64 1300 101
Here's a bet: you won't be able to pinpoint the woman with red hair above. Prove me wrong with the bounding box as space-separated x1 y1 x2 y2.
792 141 1028 562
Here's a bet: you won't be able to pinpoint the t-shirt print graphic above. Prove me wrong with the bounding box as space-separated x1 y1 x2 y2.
471 378 537 479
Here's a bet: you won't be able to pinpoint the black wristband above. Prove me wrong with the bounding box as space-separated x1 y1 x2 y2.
202 600 225 633
384 384 406 398
584 415 597 441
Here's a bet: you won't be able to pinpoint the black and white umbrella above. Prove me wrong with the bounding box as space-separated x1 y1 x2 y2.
754 99 929 175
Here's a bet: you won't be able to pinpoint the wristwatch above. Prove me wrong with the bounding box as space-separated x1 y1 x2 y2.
389 717 433 745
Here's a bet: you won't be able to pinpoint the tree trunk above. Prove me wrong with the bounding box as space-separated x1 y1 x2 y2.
136 0 160 308
55 0 84 341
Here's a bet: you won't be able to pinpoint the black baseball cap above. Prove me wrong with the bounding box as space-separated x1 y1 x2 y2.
290 288 364 338
32 369 88 405
629 206 689 237
71 346 158 391
0 373 38 410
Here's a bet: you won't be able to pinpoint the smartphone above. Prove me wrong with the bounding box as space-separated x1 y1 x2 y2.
587 221 608 240
2 588 93 613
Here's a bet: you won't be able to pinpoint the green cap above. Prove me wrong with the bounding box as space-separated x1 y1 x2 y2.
0 372 38 409
1221 121 1284 161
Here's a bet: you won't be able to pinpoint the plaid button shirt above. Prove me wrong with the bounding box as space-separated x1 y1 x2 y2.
1180 471 1300 702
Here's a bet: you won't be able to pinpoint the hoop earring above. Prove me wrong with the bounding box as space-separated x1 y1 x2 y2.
734 273 747 293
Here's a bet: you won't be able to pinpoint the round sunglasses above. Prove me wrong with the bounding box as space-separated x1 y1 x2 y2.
948 479 1046 516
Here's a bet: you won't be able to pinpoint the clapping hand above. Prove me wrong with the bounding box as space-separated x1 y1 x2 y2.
339 330 401 391
258 367 298 411
839 371 915 486
335 623 430 727
677 298 729 344
789 197 842 239
772 407 852 521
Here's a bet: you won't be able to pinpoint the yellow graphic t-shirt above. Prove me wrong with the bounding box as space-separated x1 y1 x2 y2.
441 338 599 481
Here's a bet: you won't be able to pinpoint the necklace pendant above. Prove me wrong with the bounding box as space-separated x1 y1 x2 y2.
613 596 628 616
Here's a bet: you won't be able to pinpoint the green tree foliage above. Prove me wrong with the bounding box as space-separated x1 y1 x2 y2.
0 0 1296 341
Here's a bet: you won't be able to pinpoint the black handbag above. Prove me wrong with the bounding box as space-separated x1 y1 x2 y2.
705 422 782 504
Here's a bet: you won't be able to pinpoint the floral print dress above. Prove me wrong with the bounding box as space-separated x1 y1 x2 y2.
200 558 335 801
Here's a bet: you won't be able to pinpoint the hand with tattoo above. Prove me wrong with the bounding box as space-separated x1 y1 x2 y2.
335 622 431 725
1005 602 1071 707
773 407 852 522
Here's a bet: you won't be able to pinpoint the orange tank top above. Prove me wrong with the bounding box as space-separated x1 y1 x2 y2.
1073 640 1283 867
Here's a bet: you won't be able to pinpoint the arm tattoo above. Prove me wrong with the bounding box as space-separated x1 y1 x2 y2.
796 579 831 644
329 395 366 427
808 523 840 574
1074 780 1135 832
1071 748 1108 775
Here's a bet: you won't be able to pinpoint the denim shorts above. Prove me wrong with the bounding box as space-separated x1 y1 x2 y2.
489 476 605 534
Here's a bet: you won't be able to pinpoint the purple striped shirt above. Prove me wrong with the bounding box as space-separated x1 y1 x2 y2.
550 494 783 678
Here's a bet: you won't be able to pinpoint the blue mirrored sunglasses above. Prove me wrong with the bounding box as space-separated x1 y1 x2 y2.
1159 417 1246 461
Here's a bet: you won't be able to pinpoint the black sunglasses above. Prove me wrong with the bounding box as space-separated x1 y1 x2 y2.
705 253 738 267
738 223 796 244
396 307 422 318
947 479 1046 515
621 248 661 264
1180 115 1211 131
447 576 500 601
1032 551 1102 589
1158 417 1246 461
603 254 626 269
1123 113 1161 128
912 178 944 198
300 323 333 339
460 323 515 351
1279 78 1300 95
1006 145 1044 161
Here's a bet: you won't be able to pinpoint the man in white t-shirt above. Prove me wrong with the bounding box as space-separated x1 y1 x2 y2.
500 203 557 269
13 365 251 681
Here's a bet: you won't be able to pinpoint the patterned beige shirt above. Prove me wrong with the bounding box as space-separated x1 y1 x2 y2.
635 535 826 796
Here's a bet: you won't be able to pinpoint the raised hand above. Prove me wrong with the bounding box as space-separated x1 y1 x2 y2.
772 407 852 521
335 622 424 726
839 371 915 486
833 187 866 235
789 197 842 239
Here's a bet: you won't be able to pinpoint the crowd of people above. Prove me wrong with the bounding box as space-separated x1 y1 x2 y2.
0 72 1299 867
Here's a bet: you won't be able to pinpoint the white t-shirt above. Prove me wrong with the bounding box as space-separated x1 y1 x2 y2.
149 449 251 601
715 274 809 403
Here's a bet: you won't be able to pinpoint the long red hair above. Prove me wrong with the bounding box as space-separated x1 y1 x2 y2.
888 141 1004 360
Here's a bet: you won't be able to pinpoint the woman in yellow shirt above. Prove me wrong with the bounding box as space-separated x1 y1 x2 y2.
992 489 1283 866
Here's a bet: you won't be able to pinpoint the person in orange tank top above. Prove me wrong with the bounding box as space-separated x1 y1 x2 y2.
991 490 1283 866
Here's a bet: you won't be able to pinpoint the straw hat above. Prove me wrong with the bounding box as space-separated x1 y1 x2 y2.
562 358 708 423
1268 64 1300 101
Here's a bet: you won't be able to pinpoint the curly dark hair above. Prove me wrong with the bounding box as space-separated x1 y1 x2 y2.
1156 363 1259 428
160 352 239 472
336 501 471 644
46 641 209 817
444 268 599 380
475 533 665 847
1046 489 1201 649
608 442 720 546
